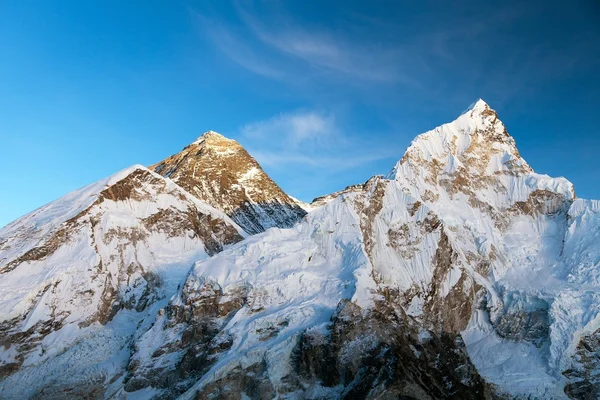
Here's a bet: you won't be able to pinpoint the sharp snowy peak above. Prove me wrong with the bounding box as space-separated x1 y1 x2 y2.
389 99 574 209
150 131 307 235
0 165 244 398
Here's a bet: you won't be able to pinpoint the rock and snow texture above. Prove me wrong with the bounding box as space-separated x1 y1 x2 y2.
127 100 599 399
0 100 599 399
122 179 490 399
381 100 598 399
150 131 307 235
0 165 244 398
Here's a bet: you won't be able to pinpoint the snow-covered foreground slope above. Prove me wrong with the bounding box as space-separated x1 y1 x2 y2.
121 193 373 397
0 165 244 398
1 100 599 400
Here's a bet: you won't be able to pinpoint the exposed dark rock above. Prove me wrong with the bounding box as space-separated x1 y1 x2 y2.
508 189 568 216
563 328 600 400
291 300 494 399
423 230 478 333
493 309 549 348
194 360 276 400
123 280 249 397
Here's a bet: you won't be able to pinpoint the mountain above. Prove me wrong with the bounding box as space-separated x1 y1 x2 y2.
150 131 307 235
120 100 599 399
0 165 245 398
0 100 599 400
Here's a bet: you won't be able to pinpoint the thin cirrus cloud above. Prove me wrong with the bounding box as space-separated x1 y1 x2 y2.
193 1 592 107
194 13 287 80
193 4 407 85
239 110 405 170
234 4 403 83
241 111 338 147
193 2 541 102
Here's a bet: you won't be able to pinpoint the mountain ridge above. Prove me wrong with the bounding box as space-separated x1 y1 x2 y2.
0 100 598 399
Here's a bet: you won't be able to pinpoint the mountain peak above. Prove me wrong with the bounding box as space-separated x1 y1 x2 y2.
388 100 576 211
192 130 235 146
150 133 306 234
396 100 520 170
468 98 501 123
463 98 489 114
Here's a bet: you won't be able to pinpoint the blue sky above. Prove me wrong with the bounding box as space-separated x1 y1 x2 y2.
1 1 599 227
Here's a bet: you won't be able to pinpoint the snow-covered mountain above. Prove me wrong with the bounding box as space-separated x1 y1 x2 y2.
0 165 245 398
0 100 598 399
150 131 306 235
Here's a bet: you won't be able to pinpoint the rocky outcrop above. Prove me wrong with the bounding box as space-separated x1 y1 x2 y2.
123 278 249 397
171 299 494 400
292 300 493 400
493 309 550 348
151 131 306 234
563 328 600 400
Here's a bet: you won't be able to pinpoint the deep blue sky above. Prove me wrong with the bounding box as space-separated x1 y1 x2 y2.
1 1 599 227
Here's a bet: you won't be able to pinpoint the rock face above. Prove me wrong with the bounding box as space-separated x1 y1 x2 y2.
292 300 492 400
150 131 306 234
563 328 600 400
0 165 244 398
1 100 600 400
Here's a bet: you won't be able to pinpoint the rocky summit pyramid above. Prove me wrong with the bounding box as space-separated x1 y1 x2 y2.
0 101 599 400
150 131 307 235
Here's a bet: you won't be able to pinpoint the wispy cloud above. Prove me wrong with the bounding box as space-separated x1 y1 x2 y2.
239 110 405 172
192 1 591 108
234 3 404 83
241 111 337 147
192 3 412 86
192 12 287 80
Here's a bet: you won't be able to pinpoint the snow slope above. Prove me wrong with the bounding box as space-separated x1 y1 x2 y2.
0 165 244 398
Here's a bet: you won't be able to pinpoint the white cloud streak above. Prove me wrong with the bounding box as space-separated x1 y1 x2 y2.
234 4 404 83
241 111 337 147
192 1 583 106
192 3 412 85
239 110 405 171
193 13 286 80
